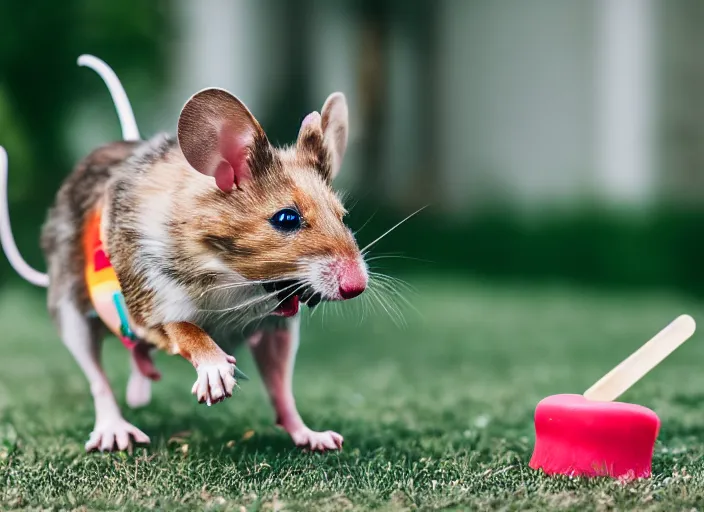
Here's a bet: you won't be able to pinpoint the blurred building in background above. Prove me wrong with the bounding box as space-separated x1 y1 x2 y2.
54 0 704 215
2 0 704 292
177 1 704 213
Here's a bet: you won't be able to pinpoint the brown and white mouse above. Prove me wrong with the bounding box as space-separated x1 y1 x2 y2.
0 55 367 453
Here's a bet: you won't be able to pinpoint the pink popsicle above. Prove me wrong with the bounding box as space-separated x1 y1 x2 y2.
529 315 695 480
529 394 659 478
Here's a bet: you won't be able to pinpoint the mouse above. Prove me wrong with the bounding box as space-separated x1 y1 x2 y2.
0 55 368 453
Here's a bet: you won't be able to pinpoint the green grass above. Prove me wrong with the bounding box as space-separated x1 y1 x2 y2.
2 278 704 510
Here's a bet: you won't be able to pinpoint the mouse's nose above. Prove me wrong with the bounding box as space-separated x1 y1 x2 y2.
338 260 367 300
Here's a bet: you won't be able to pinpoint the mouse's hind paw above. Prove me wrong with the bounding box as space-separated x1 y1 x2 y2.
289 428 344 452
85 418 150 452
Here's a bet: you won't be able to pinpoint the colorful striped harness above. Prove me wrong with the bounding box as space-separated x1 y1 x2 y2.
83 209 138 351
82 208 249 381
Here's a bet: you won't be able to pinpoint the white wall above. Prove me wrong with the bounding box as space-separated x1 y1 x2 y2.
157 0 662 213
169 0 287 128
594 0 656 208
435 0 657 213
307 0 364 192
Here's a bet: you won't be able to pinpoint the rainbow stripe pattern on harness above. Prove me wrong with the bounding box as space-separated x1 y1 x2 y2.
83 208 137 350
82 207 250 381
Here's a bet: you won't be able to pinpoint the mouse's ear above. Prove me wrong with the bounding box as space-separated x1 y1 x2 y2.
320 92 349 181
295 111 328 177
297 93 349 182
177 88 270 192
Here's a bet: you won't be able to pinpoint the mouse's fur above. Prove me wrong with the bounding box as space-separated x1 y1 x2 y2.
4 57 367 452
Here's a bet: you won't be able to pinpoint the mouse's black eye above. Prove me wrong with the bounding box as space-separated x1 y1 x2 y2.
270 208 302 232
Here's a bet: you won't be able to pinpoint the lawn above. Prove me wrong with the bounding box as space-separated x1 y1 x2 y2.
1 277 704 510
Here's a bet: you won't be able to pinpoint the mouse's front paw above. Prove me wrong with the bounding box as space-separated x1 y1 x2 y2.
191 354 237 405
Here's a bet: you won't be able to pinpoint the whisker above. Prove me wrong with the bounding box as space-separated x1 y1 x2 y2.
198 281 259 299
353 210 378 237
204 293 274 314
360 204 429 254
276 282 308 309
310 301 322 320
366 286 395 325
380 295 407 328
368 272 418 295
343 194 359 214
370 278 420 318
197 275 299 298
365 254 432 264
320 301 329 327
201 281 299 314
370 272 415 297
374 282 416 300
365 273 417 327
249 282 309 323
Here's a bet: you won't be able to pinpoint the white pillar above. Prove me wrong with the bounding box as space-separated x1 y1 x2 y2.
307 0 363 191
595 0 656 206
435 0 594 213
382 20 423 204
169 0 280 125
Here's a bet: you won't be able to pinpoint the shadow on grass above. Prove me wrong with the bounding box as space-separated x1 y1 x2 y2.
121 401 496 463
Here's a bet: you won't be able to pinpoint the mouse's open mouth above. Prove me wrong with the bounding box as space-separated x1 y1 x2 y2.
274 294 300 317
264 281 322 317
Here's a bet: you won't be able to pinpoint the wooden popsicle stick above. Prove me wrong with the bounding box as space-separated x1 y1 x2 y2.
583 314 696 402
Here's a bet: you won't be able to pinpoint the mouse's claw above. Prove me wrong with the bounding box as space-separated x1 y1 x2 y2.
234 366 249 381
85 418 150 452
191 357 237 405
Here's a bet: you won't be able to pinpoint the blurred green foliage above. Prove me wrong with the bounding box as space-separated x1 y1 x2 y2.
347 204 704 299
0 0 172 273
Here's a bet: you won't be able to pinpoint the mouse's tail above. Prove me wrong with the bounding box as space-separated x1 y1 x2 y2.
78 54 140 141
0 147 49 287
0 55 137 289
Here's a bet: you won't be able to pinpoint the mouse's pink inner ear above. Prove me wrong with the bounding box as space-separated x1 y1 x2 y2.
177 88 266 192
